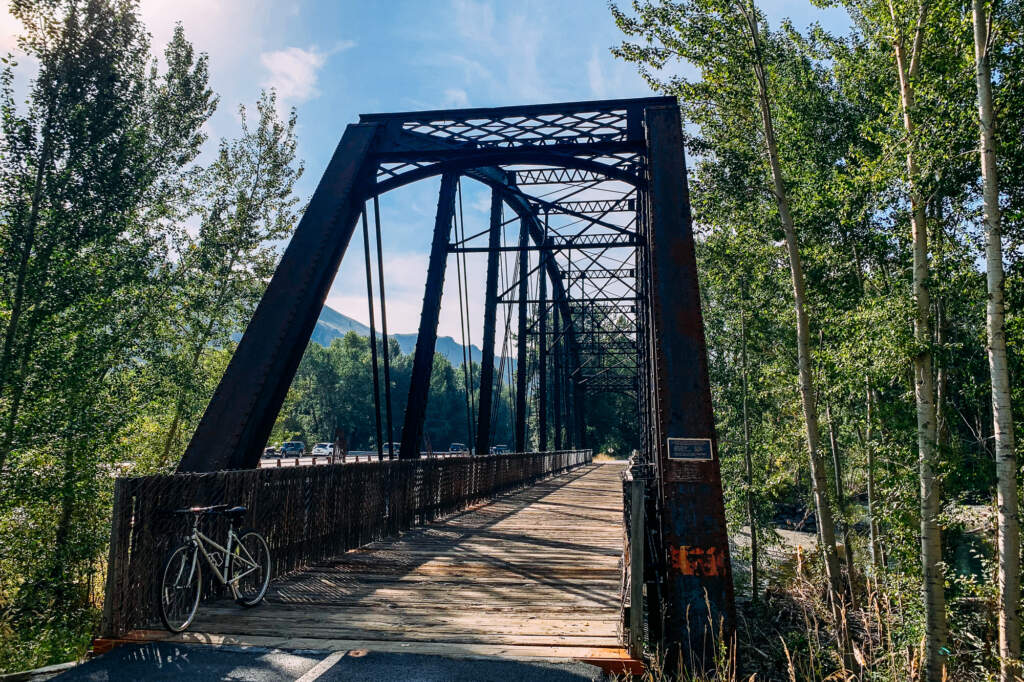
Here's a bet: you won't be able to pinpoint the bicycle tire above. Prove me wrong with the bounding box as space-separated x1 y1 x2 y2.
232 529 270 607
159 543 202 632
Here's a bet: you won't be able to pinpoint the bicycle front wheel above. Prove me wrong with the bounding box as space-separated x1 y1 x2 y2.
232 529 270 607
159 543 202 632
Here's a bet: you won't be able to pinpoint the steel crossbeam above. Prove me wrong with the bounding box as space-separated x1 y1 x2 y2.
177 97 734 668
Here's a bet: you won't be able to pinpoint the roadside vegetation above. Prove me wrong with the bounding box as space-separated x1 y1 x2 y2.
0 1 301 671
614 0 1023 679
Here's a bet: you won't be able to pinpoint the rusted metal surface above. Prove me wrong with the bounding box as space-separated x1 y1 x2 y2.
642 105 735 662
515 216 529 453
538 250 549 452
474 189 503 457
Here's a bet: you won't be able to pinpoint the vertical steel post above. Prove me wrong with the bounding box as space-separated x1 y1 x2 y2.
515 216 529 452
574 378 586 449
538 249 548 452
553 306 563 450
373 196 395 458
476 190 503 456
629 472 645 656
644 105 735 663
361 207 384 460
399 173 458 460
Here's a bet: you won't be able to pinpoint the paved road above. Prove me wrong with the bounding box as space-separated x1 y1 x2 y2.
53 643 608 681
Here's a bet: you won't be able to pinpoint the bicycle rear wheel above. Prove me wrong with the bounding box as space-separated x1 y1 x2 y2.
159 543 202 632
232 529 270 607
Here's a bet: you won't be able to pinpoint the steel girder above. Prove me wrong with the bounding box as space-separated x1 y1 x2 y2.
176 97 734 664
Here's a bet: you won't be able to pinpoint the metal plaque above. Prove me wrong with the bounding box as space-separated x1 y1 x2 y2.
667 438 713 461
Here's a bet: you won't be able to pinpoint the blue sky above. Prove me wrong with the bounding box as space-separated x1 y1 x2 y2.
1 0 851 342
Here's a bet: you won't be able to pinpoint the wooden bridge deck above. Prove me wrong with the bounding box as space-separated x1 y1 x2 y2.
145 461 629 664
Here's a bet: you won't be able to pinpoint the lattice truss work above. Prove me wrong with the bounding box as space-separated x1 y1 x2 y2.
363 99 654 402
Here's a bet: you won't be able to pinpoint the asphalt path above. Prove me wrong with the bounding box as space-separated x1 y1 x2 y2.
53 643 608 681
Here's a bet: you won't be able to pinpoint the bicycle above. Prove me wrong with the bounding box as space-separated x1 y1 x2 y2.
159 504 271 633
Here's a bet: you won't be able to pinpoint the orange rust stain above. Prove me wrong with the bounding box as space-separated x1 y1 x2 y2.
669 545 726 577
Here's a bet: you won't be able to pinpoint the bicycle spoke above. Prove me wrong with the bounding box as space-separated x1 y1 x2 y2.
160 545 201 632
234 531 270 607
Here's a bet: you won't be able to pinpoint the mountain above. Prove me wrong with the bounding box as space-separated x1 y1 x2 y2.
312 304 488 368
311 305 371 344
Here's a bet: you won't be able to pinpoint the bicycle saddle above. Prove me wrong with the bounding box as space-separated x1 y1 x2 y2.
224 505 247 519
170 504 246 517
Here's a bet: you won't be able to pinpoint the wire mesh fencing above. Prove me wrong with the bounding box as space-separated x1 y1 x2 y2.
100 449 592 637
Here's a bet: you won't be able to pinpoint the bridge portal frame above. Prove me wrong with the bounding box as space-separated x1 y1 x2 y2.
176 96 734 663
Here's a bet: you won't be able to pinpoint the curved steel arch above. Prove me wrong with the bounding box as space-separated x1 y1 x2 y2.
371 151 643 197
176 97 734 663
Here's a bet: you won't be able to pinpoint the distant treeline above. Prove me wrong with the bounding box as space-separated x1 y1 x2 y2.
271 330 639 457
270 332 515 452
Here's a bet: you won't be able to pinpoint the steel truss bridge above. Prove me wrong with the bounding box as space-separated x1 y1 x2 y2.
101 97 734 673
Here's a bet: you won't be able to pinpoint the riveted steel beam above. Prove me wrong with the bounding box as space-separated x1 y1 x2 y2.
178 123 379 472
399 173 458 460
644 105 734 663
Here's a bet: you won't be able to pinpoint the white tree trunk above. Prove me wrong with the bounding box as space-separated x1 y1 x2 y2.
974 2 1021 678
891 9 947 678
739 4 843 606
866 380 880 571
741 293 758 602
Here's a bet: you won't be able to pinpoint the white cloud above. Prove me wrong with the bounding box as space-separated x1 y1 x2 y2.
260 46 328 103
452 0 495 43
442 0 549 102
470 193 491 214
141 0 267 62
443 87 469 108
258 40 355 107
0 9 20 54
587 46 607 98
441 54 492 83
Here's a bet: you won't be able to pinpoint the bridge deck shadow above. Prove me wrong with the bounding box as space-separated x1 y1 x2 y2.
150 461 629 664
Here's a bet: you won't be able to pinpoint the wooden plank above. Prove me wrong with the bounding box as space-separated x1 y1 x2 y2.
195 606 622 631
160 462 629 663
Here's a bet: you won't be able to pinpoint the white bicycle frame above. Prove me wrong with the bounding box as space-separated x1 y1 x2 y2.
182 525 260 600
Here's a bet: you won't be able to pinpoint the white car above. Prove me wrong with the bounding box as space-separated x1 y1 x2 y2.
311 443 333 456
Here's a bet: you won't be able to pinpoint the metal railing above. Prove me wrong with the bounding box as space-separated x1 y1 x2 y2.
622 453 655 658
101 449 592 638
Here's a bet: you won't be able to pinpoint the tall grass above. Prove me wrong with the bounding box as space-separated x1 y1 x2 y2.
618 554 1008 681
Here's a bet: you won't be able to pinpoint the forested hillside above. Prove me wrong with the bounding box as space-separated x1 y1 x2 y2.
269 332 516 452
309 304 490 368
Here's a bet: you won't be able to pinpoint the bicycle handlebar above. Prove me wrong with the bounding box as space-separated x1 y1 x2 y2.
171 504 231 515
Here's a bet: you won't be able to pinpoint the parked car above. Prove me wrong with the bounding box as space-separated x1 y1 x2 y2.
489 444 509 454
448 443 467 453
311 443 332 456
262 447 278 458
383 442 401 456
280 441 306 457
